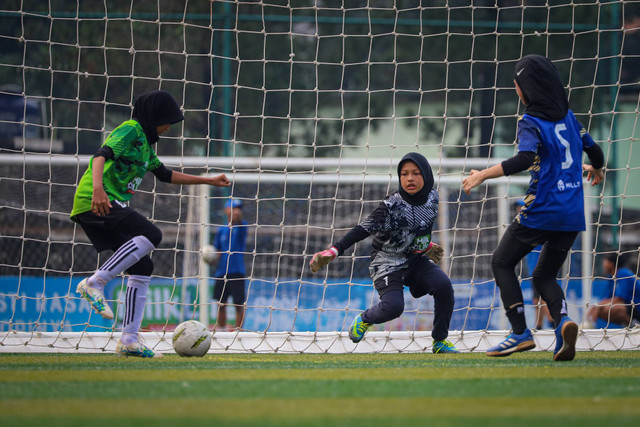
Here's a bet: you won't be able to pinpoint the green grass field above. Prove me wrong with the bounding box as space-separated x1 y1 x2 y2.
1 351 639 427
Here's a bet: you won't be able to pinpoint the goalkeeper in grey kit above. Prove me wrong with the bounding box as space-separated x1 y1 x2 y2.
310 152 459 353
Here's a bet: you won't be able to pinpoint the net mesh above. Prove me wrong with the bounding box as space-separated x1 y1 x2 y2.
0 0 639 352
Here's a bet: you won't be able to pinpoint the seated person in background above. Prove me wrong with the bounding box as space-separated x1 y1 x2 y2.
588 252 640 327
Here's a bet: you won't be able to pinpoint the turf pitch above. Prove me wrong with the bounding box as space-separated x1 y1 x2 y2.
1 351 639 426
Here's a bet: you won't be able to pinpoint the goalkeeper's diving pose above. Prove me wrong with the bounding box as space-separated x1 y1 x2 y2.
310 152 459 354
463 54 605 361
70 90 230 358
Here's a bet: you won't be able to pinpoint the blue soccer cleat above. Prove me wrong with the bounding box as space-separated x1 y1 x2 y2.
348 314 372 343
432 339 460 354
486 329 535 357
553 316 578 361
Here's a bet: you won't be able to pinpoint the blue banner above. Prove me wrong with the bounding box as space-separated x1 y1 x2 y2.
0 275 595 333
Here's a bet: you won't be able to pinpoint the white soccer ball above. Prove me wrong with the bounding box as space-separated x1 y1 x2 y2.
172 320 212 357
202 244 220 265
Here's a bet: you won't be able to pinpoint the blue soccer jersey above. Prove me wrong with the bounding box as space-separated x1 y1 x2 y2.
612 267 640 306
213 221 248 277
515 110 596 231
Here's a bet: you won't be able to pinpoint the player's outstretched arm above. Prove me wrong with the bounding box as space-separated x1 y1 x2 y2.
462 164 504 195
310 246 338 273
171 171 230 187
310 218 373 273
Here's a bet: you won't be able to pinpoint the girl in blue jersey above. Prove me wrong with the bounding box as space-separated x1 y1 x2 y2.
463 55 604 361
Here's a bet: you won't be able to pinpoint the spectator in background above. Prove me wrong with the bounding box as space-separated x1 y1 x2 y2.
212 199 248 330
588 252 640 327
516 199 553 330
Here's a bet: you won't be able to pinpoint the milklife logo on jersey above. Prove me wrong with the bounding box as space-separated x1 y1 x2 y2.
411 234 431 253
557 179 581 192
125 161 148 194
126 176 143 194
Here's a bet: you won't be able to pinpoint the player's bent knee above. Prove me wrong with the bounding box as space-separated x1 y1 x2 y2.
127 256 154 276
144 225 163 248
490 254 510 273
433 278 454 296
380 299 404 320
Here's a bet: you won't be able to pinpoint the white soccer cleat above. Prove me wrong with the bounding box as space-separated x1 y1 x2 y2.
116 339 163 358
76 278 114 320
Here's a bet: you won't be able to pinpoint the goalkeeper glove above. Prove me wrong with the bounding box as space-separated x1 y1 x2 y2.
425 242 444 264
310 246 339 273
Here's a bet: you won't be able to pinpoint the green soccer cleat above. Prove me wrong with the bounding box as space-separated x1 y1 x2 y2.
116 340 163 358
432 339 460 354
348 314 372 343
76 278 114 320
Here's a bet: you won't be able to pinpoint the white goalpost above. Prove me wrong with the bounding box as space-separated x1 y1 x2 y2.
1 0 639 353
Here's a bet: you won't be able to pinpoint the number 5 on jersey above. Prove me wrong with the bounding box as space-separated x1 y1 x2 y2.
555 123 573 170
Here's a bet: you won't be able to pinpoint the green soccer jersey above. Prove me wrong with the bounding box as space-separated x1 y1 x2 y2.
70 120 163 218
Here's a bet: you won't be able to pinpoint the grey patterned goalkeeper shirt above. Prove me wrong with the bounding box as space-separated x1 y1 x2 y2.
333 189 439 281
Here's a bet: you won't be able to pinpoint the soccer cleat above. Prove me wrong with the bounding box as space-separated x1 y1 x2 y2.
348 314 372 343
116 340 163 358
432 339 460 354
553 316 578 362
76 278 114 320
486 329 535 357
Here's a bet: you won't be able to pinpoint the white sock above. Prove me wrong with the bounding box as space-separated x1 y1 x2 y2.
90 236 155 288
121 275 151 345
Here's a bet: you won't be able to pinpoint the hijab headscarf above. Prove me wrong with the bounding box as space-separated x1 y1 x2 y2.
513 54 569 122
132 90 184 144
397 152 434 206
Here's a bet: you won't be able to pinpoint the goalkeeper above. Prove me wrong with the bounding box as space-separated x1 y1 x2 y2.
463 55 604 361
70 90 230 358
310 152 459 354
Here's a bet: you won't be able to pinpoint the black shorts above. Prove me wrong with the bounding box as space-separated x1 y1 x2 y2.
213 273 246 304
507 222 579 252
72 203 158 252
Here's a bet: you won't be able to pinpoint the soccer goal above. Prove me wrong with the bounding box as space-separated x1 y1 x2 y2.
1 1 639 353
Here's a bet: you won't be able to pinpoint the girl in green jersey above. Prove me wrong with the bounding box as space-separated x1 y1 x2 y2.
71 90 229 358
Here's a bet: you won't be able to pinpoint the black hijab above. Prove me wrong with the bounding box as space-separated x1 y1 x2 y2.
397 152 434 206
132 90 184 144
513 54 569 122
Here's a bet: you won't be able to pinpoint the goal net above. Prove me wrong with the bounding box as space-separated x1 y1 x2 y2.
1 0 639 353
